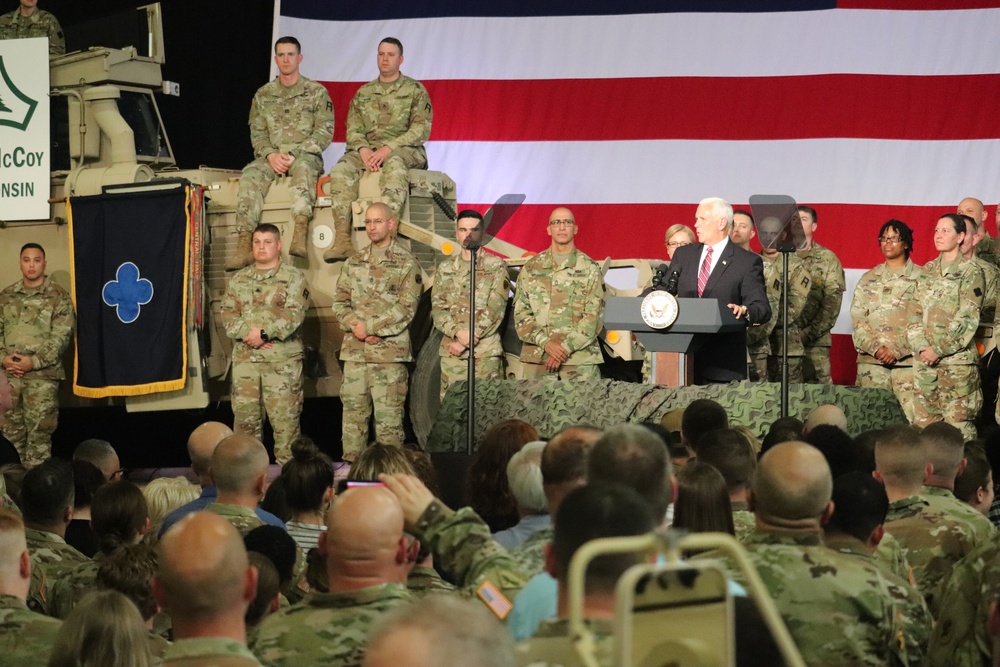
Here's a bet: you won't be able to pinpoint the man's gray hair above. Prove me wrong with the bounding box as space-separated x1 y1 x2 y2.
700 196 734 229
506 441 547 514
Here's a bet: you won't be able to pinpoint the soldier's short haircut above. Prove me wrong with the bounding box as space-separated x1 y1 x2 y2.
210 435 269 494
379 36 403 56
245 551 280 627
940 213 968 235
919 421 966 481
806 425 859 481
96 542 158 621
274 36 301 53
19 243 44 257
21 458 75 526
253 223 281 239
506 441 547 514
456 209 484 226
827 471 888 542
368 596 515 667
587 424 673 522
954 442 991 505
552 483 655 590
732 209 755 227
540 426 600 487
244 525 297 591
878 219 914 259
0 507 26 575
696 428 756 493
760 416 804 455
874 424 927 489
681 399 729 453
797 205 818 223
73 438 118 480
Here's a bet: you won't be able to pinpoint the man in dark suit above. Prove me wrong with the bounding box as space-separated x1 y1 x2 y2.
669 197 770 384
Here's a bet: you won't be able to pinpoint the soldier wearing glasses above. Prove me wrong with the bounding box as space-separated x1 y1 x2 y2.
513 207 604 379
850 220 922 422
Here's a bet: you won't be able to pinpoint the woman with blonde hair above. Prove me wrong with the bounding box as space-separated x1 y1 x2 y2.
141 476 200 541
664 224 695 261
47 590 154 667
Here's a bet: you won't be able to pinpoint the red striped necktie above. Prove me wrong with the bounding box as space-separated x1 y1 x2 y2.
697 246 713 296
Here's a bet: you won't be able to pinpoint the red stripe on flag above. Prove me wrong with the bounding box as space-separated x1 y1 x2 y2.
477 203 985 266
838 0 1000 9
322 74 1000 143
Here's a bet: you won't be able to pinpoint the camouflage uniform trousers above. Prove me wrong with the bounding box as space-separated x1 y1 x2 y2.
235 153 323 235
439 355 502 402
856 364 916 424
328 147 427 226
341 361 407 461
520 363 600 381
0 376 58 467
231 358 303 464
912 362 981 440
802 344 832 384
765 354 803 383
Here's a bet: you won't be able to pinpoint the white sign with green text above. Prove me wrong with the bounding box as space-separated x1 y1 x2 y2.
0 37 49 220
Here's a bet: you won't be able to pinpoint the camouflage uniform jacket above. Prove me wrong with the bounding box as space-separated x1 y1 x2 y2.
249 76 335 160
411 499 527 603
824 532 915 588
972 256 999 326
514 248 604 365
0 277 74 380
203 502 265 536
0 594 62 666
406 564 456 596
221 263 308 364
515 617 613 667
251 583 412 667
731 507 756 544
851 259 921 366
907 255 984 365
795 242 846 346
741 528 930 667
885 494 982 612
48 552 103 619
24 527 89 583
926 537 1000 667
758 252 815 356
977 234 1000 272
510 526 553 579
0 9 64 55
159 637 262 666
920 485 996 541
432 251 509 360
345 75 432 159
331 241 422 363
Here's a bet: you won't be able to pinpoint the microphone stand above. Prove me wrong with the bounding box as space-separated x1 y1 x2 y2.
464 241 480 455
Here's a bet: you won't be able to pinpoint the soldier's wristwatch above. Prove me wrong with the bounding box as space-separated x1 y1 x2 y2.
260 330 269 342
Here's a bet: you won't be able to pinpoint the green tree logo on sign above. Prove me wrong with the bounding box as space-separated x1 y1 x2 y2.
0 55 38 131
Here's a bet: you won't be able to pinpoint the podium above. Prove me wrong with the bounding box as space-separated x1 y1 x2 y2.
604 296 746 385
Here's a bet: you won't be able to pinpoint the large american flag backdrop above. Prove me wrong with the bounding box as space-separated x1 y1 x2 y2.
276 0 1000 385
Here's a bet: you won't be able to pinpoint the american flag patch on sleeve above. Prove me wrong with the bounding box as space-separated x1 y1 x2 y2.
477 580 513 620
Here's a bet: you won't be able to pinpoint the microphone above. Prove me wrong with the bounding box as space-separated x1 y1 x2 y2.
666 267 681 295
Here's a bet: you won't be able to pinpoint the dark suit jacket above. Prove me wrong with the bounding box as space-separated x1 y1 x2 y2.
669 240 771 383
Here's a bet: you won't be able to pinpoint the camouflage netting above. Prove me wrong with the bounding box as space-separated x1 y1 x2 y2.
425 379 905 452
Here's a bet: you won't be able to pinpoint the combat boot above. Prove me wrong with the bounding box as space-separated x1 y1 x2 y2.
225 231 254 271
290 215 309 258
323 217 354 263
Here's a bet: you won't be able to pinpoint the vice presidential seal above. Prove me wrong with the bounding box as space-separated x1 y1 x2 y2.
640 290 679 329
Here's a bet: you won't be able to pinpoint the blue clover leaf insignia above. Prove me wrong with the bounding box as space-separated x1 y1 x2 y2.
102 262 153 324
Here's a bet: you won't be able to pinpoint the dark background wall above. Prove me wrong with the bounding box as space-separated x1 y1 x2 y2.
46 0 275 171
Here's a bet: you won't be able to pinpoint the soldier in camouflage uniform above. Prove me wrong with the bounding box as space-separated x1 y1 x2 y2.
330 203 422 462
227 37 335 270
0 0 64 56
200 435 271 536
907 215 985 440
514 208 604 380
734 442 931 666
794 206 846 384
251 487 415 667
851 220 922 422
753 216 814 382
221 224 309 465
155 512 263 666
324 37 432 263
0 244 74 467
431 210 510 401
0 508 62 665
